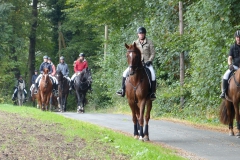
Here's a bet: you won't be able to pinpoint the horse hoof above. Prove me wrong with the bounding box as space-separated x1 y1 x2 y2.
139 136 144 141
143 135 150 141
134 135 139 139
229 132 235 136
236 132 240 136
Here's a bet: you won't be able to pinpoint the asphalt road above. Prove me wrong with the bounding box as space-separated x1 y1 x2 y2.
59 113 240 160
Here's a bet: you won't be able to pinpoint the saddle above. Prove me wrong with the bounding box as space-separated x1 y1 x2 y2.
39 75 54 86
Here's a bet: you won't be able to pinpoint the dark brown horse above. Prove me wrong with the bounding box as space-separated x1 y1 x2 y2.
56 70 69 112
37 68 53 111
74 68 91 113
125 42 152 141
219 69 240 137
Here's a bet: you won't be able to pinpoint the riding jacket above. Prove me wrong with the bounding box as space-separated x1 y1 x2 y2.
15 79 25 88
74 59 88 73
31 74 38 84
39 62 52 74
57 62 69 77
134 38 155 63
229 43 240 67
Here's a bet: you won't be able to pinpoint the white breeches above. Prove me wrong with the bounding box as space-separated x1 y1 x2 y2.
64 76 71 82
35 74 58 84
71 73 77 81
223 65 239 80
30 84 35 92
123 65 156 81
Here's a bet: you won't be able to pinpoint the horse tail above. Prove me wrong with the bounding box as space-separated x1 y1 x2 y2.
219 100 235 125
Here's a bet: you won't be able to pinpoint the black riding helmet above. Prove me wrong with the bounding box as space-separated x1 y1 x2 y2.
137 27 146 34
79 53 85 57
235 30 240 37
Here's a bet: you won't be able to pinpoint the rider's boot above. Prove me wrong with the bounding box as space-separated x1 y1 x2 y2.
116 77 126 97
150 80 156 101
34 83 38 94
12 88 18 101
220 79 228 99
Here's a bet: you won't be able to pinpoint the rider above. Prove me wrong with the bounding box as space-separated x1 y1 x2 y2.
11 75 27 102
116 27 156 101
56 56 71 82
34 55 58 94
48 57 56 76
70 53 92 90
30 70 38 95
220 30 240 98
48 56 58 94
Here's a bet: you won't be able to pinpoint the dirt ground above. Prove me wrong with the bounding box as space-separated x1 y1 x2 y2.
0 112 128 160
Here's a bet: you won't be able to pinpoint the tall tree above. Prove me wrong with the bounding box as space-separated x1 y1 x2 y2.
28 0 38 96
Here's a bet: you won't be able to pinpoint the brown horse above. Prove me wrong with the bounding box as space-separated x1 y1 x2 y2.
37 68 53 111
125 42 152 141
219 69 240 137
56 70 69 112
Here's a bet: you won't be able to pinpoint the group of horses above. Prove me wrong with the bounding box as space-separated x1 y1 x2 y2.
14 43 240 142
31 67 91 113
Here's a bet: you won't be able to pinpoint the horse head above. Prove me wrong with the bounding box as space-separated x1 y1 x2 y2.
56 70 64 82
18 82 24 91
43 68 49 75
42 68 50 88
125 42 142 75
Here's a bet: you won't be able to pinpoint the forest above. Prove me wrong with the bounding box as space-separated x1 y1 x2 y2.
0 0 240 121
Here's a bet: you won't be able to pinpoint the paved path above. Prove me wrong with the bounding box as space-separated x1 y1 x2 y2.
59 113 240 160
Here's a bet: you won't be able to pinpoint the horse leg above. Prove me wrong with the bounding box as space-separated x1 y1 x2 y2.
132 105 139 139
138 101 146 141
76 91 81 113
81 94 85 113
233 101 240 137
143 100 152 141
226 101 234 136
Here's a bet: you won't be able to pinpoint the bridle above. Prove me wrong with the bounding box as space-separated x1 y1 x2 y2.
127 50 142 73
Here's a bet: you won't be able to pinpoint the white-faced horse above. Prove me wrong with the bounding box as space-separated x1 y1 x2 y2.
17 82 25 106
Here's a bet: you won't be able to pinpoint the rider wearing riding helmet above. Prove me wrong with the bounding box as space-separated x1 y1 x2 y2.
30 70 38 95
12 75 27 102
57 56 71 82
48 56 58 93
70 53 92 91
220 30 240 98
48 57 56 76
116 27 156 101
34 55 57 94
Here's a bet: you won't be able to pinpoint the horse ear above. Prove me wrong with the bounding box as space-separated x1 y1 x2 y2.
133 42 136 47
125 43 129 49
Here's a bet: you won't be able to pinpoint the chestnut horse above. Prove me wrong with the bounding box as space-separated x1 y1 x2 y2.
220 69 240 137
56 70 69 112
37 68 53 111
125 42 152 141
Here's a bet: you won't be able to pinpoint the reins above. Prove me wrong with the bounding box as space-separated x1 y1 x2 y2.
233 73 240 87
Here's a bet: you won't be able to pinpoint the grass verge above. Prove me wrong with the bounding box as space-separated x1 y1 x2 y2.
0 104 186 160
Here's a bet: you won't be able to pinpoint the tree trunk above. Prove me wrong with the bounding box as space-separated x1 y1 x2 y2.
179 1 184 107
28 0 38 100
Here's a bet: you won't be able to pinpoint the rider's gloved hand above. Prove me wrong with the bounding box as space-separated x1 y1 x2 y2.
229 64 234 71
145 61 152 67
